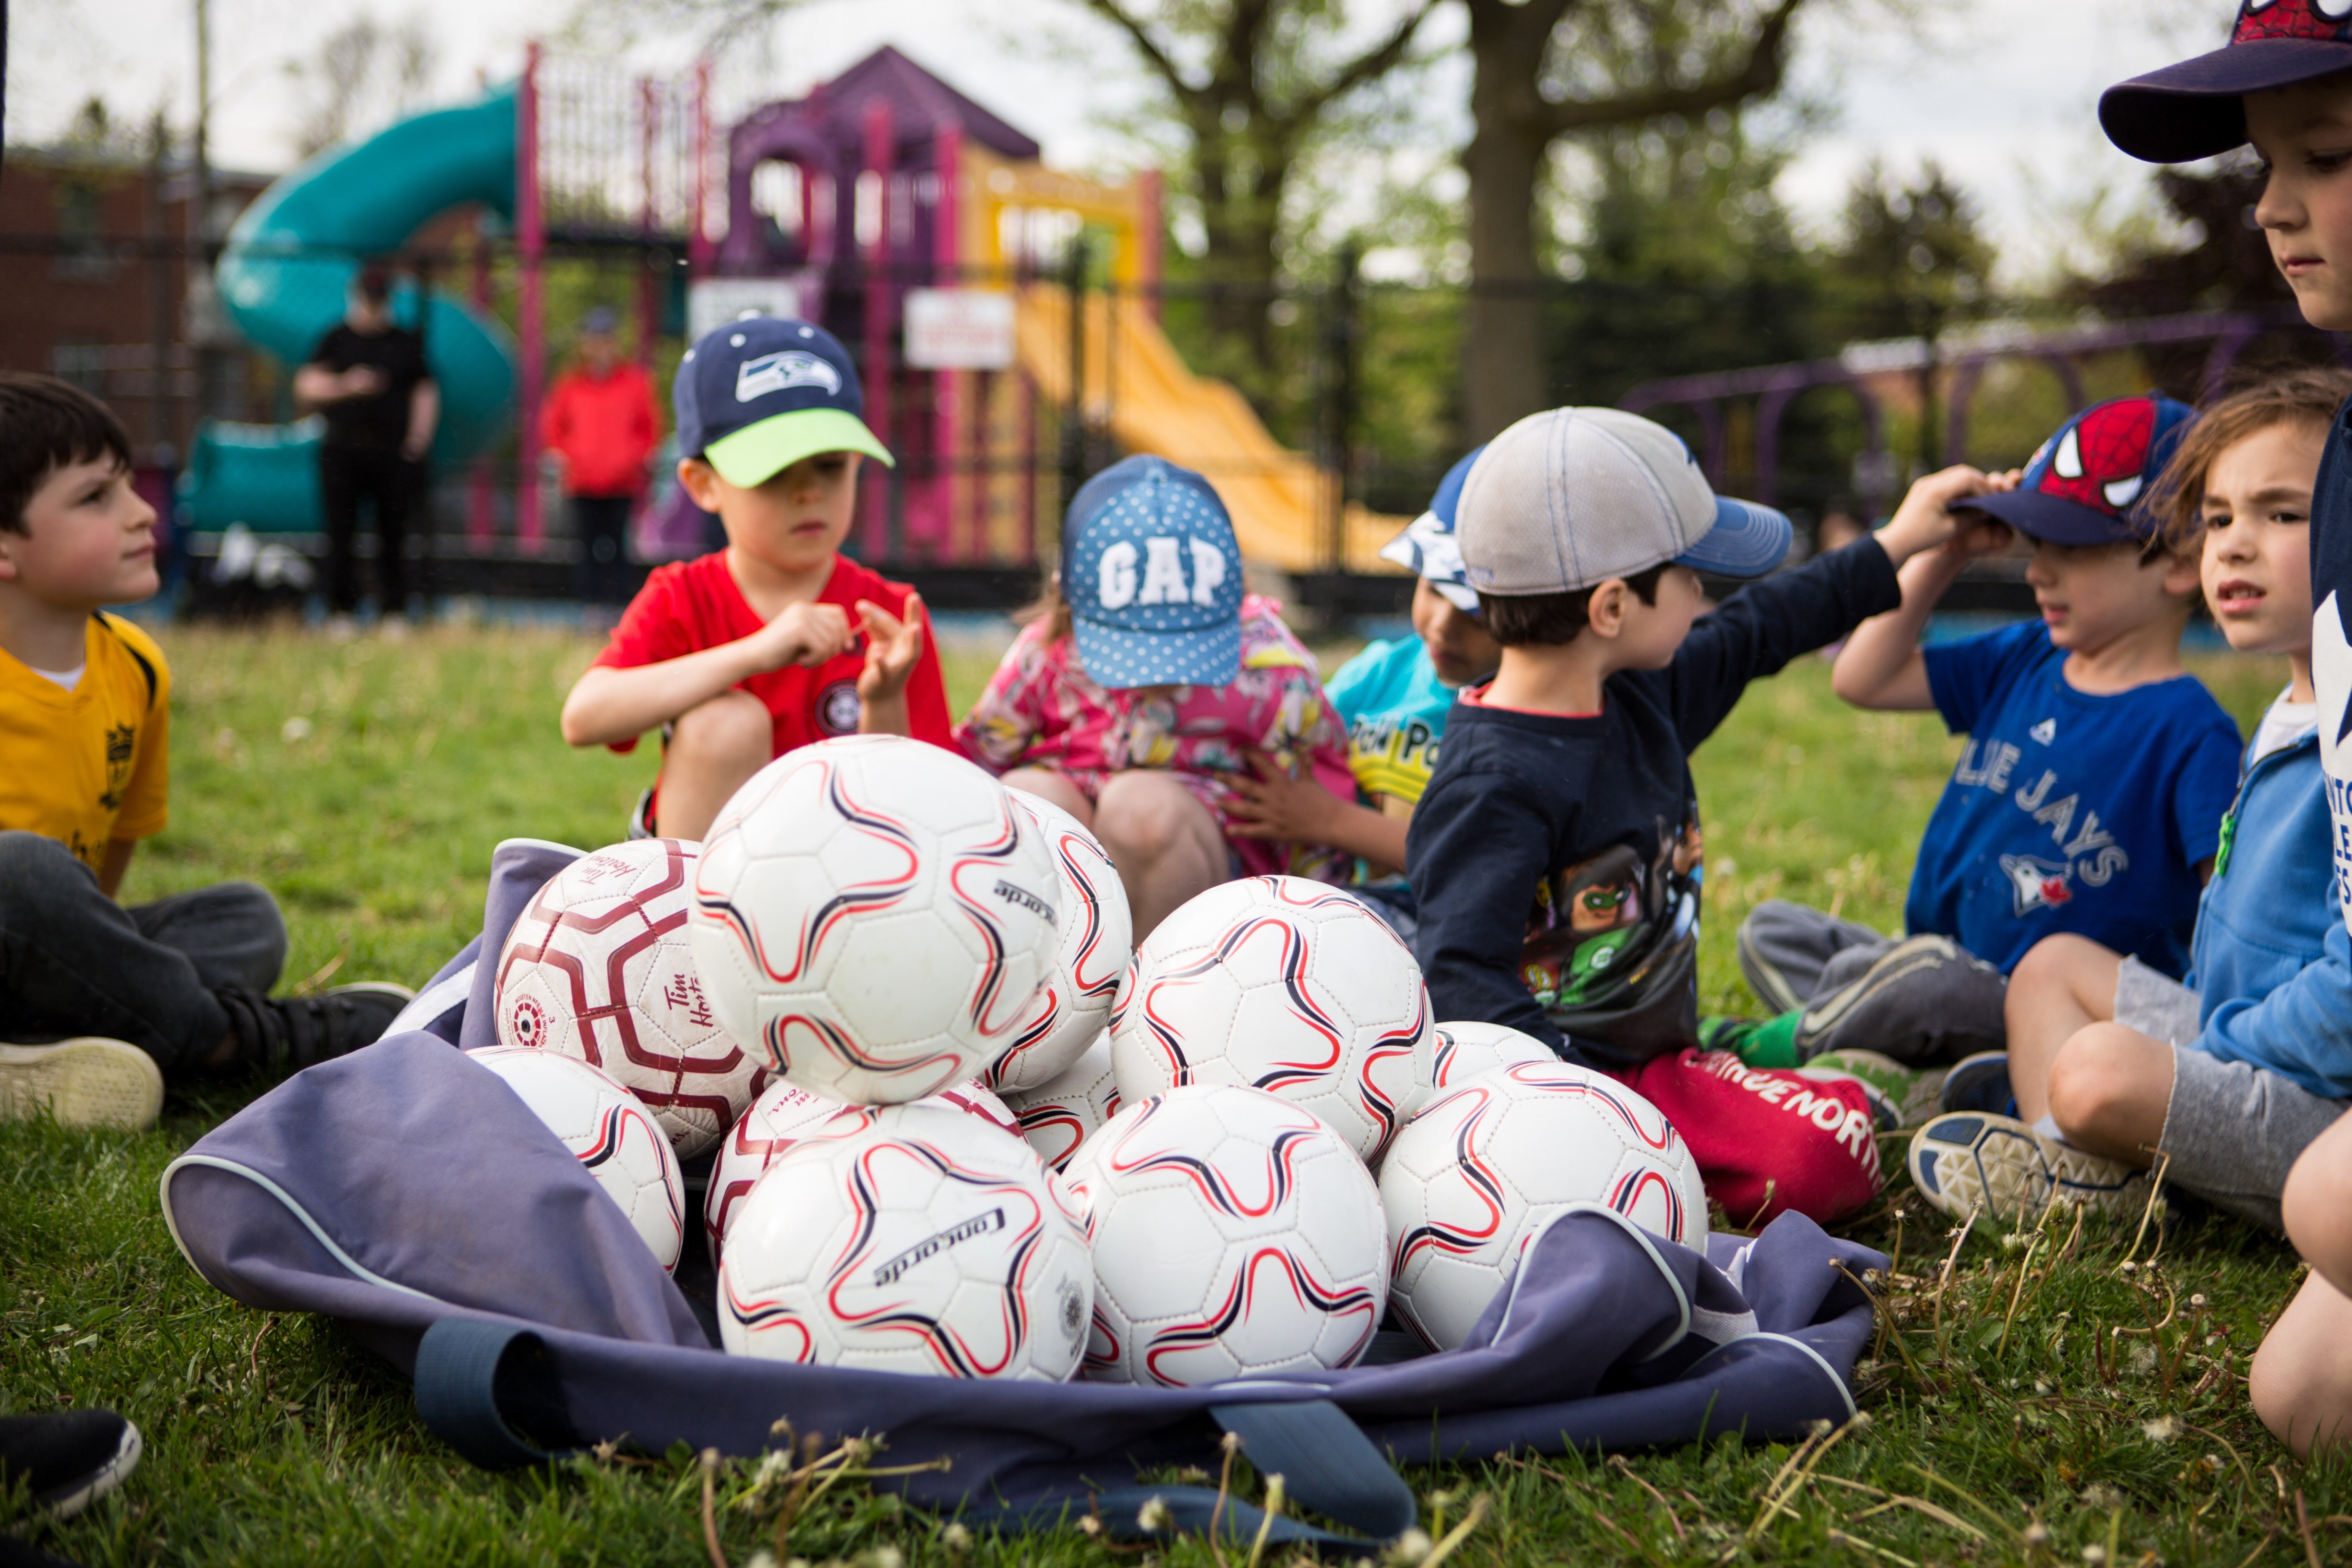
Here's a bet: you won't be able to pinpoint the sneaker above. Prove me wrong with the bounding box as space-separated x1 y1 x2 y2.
1939 1051 2016 1116
1792 934 2006 1065
1795 1059 1902 1132
0 1408 141 1520
1908 1112 2149 1227
1801 1047 1945 1128
216 981 415 1075
0 1039 164 1131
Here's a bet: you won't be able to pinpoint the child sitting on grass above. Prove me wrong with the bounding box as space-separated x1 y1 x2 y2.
561 318 945 843
1728 397 2243 1082
1910 369 2352 1230
2251 1110 2352 1454
955 455 1352 940
1221 448 1502 939
0 374 411 1131
1406 407 1977 1226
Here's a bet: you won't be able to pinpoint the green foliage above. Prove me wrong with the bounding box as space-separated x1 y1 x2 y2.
3 625 2334 1566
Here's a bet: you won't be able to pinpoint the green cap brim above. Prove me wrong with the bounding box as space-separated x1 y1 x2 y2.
703 408 895 487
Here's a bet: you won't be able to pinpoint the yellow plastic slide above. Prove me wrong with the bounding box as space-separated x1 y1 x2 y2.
1016 287 1408 575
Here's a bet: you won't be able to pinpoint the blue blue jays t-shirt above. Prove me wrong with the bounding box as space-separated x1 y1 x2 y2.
1326 637 1455 891
1906 621 2243 978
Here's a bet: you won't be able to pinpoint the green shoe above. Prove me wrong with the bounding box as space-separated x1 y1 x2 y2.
1801 1047 1944 1128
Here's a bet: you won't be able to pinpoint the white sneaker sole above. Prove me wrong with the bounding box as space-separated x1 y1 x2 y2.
0 1038 165 1131
1908 1113 2052 1227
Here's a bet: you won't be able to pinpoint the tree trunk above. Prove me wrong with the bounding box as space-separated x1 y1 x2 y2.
1462 114 1550 440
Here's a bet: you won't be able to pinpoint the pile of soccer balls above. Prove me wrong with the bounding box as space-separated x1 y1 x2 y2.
471 735 1708 1383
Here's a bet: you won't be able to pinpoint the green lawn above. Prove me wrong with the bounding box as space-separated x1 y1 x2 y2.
5 622 2344 1567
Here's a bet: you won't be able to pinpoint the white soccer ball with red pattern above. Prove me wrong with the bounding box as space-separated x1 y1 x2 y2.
1422 1020 1557 1100
689 737 1061 1105
495 838 768 1157
468 1046 687 1272
1063 1084 1388 1386
1379 1060 1707 1352
1109 877 1434 1163
718 1102 1092 1379
703 1076 1022 1264
1003 1032 1121 1171
987 794 1131 1093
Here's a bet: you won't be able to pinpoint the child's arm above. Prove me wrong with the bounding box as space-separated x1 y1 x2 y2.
2199 918 2352 1101
853 593 928 738
1831 468 2018 711
559 601 855 748
1406 771 1577 1059
1223 753 1410 869
98 839 136 899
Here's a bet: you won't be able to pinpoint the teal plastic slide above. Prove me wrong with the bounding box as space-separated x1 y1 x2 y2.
180 87 521 532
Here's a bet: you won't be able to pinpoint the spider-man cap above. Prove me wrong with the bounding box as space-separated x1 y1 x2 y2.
2101 0 2352 164
1966 395 2198 546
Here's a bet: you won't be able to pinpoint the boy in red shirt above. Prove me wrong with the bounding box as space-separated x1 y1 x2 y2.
560 318 949 840
540 307 660 609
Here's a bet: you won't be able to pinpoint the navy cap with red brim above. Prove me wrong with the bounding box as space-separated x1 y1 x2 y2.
2101 40 2352 163
1962 489 2151 548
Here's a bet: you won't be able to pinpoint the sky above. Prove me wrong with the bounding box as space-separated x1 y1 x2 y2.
7 0 2242 284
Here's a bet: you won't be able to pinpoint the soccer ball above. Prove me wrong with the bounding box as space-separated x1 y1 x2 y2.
496 838 769 1157
704 1077 1022 1264
468 1046 687 1272
1109 877 1434 1163
987 794 1132 1093
1424 1020 1557 1098
690 736 1062 1105
1379 1060 1707 1351
1064 1084 1388 1386
1002 1032 1122 1171
718 1102 1092 1379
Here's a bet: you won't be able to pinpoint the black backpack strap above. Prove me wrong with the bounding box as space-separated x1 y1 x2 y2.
91 613 159 712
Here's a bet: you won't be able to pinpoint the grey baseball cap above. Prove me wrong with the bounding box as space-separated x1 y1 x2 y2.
1455 407 1792 595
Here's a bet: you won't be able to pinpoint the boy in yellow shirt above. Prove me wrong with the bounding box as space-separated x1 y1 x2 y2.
0 374 410 1130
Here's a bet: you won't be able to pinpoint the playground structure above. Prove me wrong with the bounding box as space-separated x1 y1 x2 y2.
177 44 1406 594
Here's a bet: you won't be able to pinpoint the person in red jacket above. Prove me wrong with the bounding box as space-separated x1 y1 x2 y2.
540 308 661 607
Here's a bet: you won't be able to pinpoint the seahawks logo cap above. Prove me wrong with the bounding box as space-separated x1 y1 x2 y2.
673 316 893 486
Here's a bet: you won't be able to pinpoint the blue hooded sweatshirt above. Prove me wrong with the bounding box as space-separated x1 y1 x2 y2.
2186 718 2352 1101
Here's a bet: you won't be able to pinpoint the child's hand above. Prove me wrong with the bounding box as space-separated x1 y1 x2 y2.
753 601 854 670
1875 464 2012 568
1221 751 1344 841
856 593 926 703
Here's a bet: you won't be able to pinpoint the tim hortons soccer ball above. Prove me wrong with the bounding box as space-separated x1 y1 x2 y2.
690 736 1062 1105
718 1102 1093 1379
986 794 1132 1094
1063 1084 1389 1386
496 838 768 1157
1109 877 1434 1163
1003 1032 1121 1171
1379 1060 1707 1351
1423 1020 1557 1098
468 1046 687 1272
701 1076 1020 1264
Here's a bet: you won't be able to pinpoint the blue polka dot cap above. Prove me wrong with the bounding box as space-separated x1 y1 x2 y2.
1061 455 1244 689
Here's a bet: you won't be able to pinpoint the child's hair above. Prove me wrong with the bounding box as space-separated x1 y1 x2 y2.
2152 366 2352 548
354 264 393 304
1477 562 1668 646
1022 574 1074 643
0 373 134 536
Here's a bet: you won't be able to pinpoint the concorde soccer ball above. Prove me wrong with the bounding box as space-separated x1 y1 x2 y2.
701 1076 1020 1264
1002 1032 1122 1171
468 1046 687 1272
690 736 1062 1105
718 1102 1092 1379
1422 1020 1557 1099
1064 1084 1389 1386
496 838 768 1157
1108 877 1434 1163
986 794 1132 1093
1379 1060 1707 1352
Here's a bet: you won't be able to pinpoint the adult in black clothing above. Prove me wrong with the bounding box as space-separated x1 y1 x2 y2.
294 266 438 621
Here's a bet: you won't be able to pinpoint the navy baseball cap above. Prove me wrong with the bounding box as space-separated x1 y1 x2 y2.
673 316 892 487
2102 0 2352 163
1060 455 1244 689
1967 394 2198 546
1377 446 1485 613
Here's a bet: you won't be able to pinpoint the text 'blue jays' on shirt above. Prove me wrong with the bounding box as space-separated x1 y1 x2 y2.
1907 621 2244 979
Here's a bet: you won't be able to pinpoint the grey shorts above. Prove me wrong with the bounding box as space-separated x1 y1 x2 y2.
2120 958 2349 1230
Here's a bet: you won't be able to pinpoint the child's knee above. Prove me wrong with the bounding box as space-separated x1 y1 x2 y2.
1095 773 1216 861
2008 933 2104 1009
2044 1025 2159 1140
0 828 93 896
2282 1126 2352 1274
668 689 771 770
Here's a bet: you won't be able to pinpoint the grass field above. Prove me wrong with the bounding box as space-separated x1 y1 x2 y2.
5 621 2346 1567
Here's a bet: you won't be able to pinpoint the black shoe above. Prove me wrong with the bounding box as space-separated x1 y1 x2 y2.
0 1536 87 1568
0 1408 141 1520
216 981 415 1074
1938 1051 2018 1117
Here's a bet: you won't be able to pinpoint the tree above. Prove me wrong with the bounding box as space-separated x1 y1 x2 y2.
1458 0 1814 440
283 17 437 160
1073 0 1442 384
